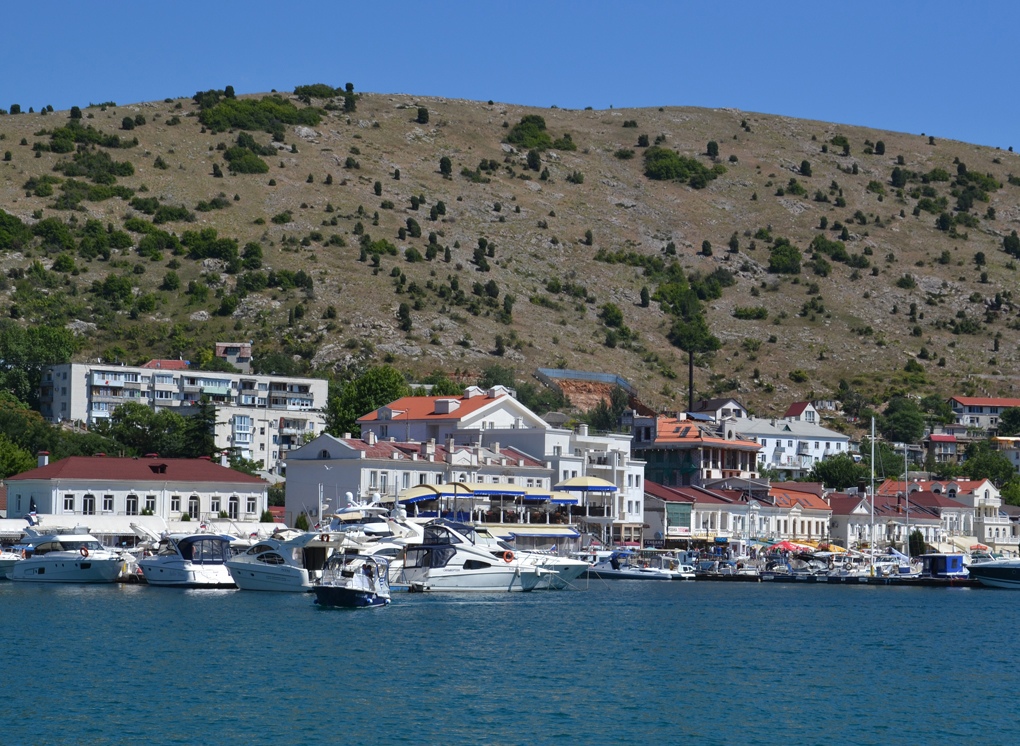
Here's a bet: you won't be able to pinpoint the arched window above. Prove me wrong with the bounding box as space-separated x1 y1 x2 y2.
319 449 330 459
126 495 139 516
82 494 96 515
228 496 240 520
188 496 201 520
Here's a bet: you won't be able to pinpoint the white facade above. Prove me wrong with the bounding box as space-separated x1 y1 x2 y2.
40 362 328 473
283 434 553 526
5 458 268 524
735 417 851 477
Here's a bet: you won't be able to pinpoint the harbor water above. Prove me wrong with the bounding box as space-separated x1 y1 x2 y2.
3 580 1018 745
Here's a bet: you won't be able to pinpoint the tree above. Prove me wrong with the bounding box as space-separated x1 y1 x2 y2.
183 398 218 458
397 302 412 332
962 440 1016 486
0 321 77 407
998 408 1020 436
706 140 719 158
527 149 541 172
875 140 885 155
439 156 452 176
325 366 410 437
1003 230 1020 257
224 85 236 99
0 432 35 479
810 453 866 490
69 106 82 119
416 107 429 124
584 229 594 246
880 397 925 444
800 160 812 177
121 116 135 130
640 286 650 307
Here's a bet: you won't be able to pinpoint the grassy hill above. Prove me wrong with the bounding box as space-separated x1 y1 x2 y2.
2 87 1019 418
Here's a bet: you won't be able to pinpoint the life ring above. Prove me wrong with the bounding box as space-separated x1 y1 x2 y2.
320 534 329 542
502 550 514 563
79 547 89 558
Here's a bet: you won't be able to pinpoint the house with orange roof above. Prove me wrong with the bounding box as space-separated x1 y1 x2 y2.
632 415 761 489
949 396 1020 433
315 386 647 546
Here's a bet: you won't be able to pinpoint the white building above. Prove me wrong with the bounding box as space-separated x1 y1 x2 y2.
734 417 851 478
5 452 268 524
282 433 553 526
347 387 645 544
39 360 328 473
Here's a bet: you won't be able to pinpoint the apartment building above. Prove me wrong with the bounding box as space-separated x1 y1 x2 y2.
39 361 328 473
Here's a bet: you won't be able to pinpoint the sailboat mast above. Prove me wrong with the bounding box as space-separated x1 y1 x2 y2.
904 443 910 557
870 417 875 560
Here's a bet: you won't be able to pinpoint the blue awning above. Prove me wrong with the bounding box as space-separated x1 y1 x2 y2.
510 528 581 538
399 494 437 504
551 497 578 505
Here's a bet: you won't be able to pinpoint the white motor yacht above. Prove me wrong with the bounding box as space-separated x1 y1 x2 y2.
9 533 125 583
139 533 238 588
0 547 24 578
402 520 543 592
472 527 588 589
582 550 676 580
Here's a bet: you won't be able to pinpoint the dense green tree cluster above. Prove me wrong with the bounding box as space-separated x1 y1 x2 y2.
643 146 724 188
198 95 322 133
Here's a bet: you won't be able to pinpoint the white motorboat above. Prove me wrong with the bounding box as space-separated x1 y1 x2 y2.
0 547 24 579
582 550 676 580
471 527 588 590
964 558 1020 589
312 551 391 608
226 532 320 592
139 534 238 588
9 533 125 583
402 520 543 592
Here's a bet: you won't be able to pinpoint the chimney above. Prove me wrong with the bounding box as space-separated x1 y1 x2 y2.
366 431 377 446
578 424 589 437
37 451 49 468
492 442 500 454
343 432 352 440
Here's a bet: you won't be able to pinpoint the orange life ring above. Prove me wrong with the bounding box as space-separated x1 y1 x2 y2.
320 533 329 542
79 547 89 558
502 550 514 563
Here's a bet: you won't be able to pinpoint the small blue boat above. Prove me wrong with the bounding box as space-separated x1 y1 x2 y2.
313 551 390 608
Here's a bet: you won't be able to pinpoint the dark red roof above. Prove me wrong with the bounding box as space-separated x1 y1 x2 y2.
783 402 810 418
141 359 190 370
6 456 266 484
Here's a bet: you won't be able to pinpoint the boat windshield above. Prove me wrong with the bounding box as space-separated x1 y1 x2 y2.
178 536 232 564
58 539 103 552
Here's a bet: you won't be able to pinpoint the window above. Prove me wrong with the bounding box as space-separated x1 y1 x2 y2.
171 496 181 513
380 473 388 493
380 425 389 438
188 496 201 518
145 495 156 513
211 497 221 514
419 473 427 485
102 494 114 512
761 439 767 448
815 442 820 450
553 445 562 456
369 471 378 488
83 494 96 515
788 440 793 448
64 494 75 511
228 496 239 520
247 497 257 515
126 495 139 516
402 472 411 489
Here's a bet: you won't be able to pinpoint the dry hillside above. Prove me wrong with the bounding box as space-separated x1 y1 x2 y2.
1 88 1019 417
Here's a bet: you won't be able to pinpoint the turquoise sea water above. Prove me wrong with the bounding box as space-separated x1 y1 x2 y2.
2 580 1018 745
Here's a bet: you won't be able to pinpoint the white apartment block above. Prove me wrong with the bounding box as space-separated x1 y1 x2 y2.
39 361 328 473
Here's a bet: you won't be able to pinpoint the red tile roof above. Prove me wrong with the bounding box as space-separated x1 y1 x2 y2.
927 434 956 443
644 481 742 505
6 456 266 484
950 396 1020 408
357 393 507 423
826 494 869 516
770 487 830 511
649 416 762 451
141 359 190 370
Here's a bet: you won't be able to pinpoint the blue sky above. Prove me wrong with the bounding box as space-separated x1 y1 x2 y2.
3 1 1017 148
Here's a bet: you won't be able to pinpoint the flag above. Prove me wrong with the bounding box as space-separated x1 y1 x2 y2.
549 544 557 553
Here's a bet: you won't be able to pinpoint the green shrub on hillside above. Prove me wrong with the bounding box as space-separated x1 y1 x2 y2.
643 146 723 188
199 95 321 133
53 149 134 184
294 83 339 100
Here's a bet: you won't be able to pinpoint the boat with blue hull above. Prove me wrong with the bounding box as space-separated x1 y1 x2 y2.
313 552 391 608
